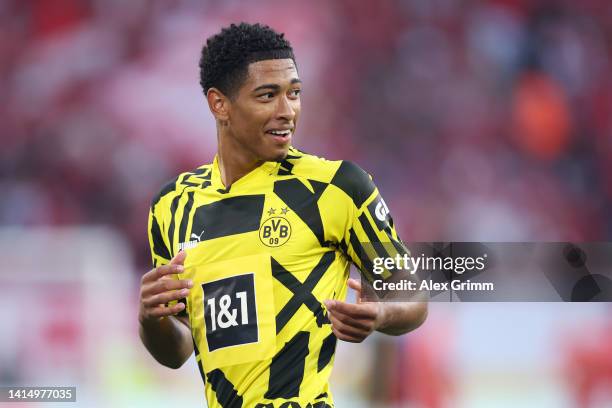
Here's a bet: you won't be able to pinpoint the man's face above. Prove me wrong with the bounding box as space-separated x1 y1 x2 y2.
226 58 301 162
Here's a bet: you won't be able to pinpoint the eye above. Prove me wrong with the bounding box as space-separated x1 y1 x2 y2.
259 92 274 99
289 89 301 98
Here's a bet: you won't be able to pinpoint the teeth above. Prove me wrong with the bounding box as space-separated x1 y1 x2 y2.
269 130 291 136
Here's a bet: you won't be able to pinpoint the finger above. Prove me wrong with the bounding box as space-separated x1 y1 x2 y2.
330 325 364 343
347 278 362 303
142 276 192 298
347 278 361 292
143 288 191 308
141 267 159 284
170 250 187 265
155 263 185 281
148 278 193 296
146 302 186 319
326 299 378 319
327 307 373 331
330 310 372 338
141 263 184 284
328 310 370 339
141 250 186 284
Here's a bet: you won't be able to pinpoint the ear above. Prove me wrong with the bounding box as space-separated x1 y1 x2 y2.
206 87 230 123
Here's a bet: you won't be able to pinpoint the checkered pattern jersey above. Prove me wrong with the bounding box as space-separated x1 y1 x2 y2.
147 147 404 408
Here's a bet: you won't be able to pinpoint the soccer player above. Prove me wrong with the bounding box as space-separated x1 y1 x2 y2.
139 23 427 408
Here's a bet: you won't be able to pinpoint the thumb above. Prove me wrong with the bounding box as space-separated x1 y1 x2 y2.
170 250 187 265
347 278 362 303
347 278 361 291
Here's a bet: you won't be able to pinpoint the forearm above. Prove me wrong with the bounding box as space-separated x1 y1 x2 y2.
139 315 194 368
376 301 428 336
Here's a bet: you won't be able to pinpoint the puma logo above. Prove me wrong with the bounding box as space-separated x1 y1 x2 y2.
178 229 205 251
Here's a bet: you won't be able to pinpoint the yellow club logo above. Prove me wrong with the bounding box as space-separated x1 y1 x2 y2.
259 216 291 247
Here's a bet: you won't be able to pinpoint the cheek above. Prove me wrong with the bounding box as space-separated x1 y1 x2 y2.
292 102 301 121
232 108 263 135
238 104 268 125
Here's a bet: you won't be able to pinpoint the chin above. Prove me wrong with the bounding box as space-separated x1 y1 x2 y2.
266 148 289 162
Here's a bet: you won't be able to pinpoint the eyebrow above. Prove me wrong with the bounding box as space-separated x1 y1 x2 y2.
252 78 302 93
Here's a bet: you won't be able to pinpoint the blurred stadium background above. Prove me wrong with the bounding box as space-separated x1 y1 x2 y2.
1 0 612 407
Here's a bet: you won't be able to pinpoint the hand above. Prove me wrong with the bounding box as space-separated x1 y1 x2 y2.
139 251 192 324
324 278 383 343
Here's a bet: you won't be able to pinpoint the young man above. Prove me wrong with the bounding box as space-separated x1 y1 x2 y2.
139 23 427 408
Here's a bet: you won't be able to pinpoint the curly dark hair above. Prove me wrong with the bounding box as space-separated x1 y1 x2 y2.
199 23 295 98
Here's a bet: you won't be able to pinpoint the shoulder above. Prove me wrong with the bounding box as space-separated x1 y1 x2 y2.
150 163 213 211
276 147 337 180
329 160 375 208
282 147 342 181
286 147 375 207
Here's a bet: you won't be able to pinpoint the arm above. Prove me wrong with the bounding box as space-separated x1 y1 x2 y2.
326 161 427 342
138 251 194 368
375 297 428 336
325 279 427 342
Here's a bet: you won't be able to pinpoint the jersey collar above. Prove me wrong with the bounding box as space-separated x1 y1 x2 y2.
211 155 281 190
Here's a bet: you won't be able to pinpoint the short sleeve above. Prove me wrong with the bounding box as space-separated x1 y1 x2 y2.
147 189 188 315
330 161 409 283
147 204 172 268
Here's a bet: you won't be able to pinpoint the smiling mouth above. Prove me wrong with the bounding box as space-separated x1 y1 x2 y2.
266 129 292 136
266 129 292 141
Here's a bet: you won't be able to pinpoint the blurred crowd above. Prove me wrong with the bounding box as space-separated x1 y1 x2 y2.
2 1 612 407
1 0 611 268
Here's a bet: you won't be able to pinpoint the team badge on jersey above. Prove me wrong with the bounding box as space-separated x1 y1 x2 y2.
259 208 292 247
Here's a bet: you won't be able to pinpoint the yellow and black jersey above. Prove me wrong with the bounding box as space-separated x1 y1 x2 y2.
147 147 404 408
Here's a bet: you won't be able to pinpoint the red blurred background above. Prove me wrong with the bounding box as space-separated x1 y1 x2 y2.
1 1 612 407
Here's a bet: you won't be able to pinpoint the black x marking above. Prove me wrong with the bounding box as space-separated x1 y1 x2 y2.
272 252 335 334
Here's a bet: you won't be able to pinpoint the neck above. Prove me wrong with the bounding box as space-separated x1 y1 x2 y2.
217 133 263 187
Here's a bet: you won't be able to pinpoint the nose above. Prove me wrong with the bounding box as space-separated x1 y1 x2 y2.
275 95 296 122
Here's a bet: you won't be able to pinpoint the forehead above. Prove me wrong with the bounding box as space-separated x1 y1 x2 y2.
244 59 299 87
